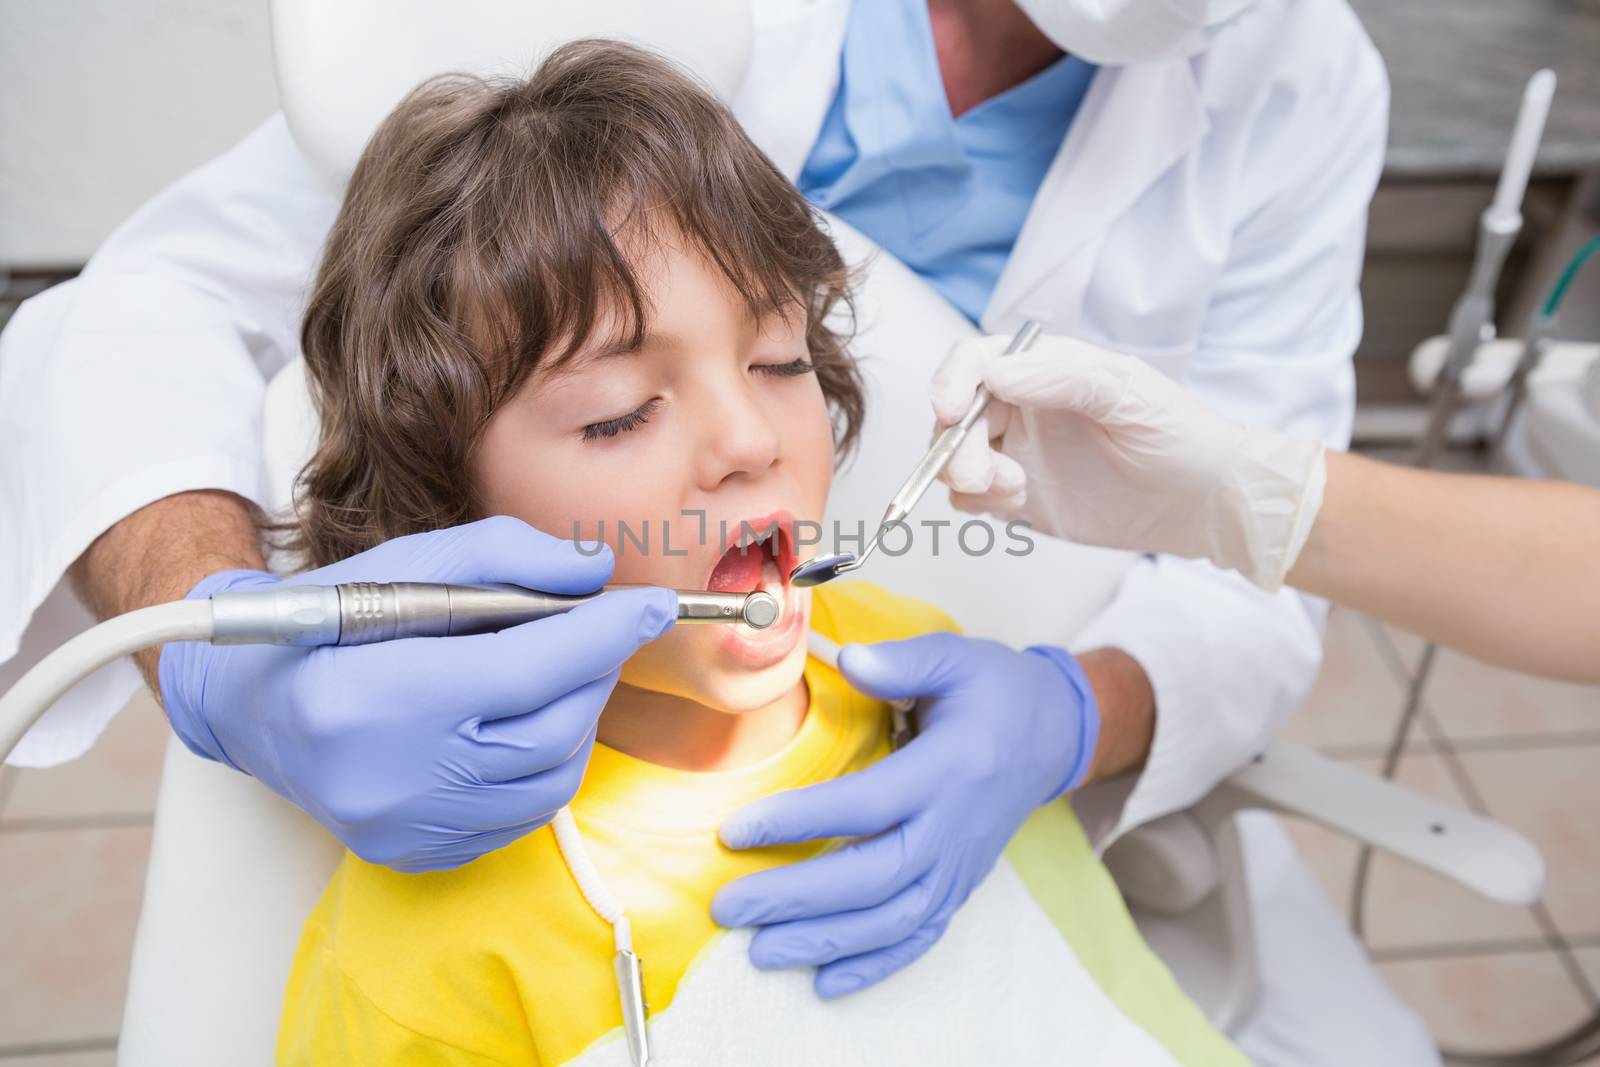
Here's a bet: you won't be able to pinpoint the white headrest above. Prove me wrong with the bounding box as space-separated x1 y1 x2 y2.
268 0 755 191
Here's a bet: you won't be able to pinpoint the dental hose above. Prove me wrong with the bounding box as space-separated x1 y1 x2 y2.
0 600 213 761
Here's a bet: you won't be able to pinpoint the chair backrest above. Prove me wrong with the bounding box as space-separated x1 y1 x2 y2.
268 0 755 190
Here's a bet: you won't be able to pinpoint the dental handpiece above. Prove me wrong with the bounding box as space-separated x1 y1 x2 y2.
0 582 778 770
208 582 780 647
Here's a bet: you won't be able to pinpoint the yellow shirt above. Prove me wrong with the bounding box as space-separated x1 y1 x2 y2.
278 582 1245 1067
279 583 948 1064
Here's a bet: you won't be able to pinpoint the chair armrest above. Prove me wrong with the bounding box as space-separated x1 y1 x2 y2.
1211 741 1544 906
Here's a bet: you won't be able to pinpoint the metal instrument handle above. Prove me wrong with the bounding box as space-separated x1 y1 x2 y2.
882 320 1042 525
614 948 652 1065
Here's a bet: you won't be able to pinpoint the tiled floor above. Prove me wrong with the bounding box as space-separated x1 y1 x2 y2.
1 616 1597 1063
1282 609 1600 1063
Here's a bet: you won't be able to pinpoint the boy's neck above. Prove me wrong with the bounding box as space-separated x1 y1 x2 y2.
598 680 810 772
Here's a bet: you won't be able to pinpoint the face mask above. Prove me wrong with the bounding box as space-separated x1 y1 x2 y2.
1013 0 1257 64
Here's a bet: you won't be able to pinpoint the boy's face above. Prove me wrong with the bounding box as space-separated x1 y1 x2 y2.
472 237 834 713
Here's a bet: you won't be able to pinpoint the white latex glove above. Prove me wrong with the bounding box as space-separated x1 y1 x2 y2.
930 333 1327 591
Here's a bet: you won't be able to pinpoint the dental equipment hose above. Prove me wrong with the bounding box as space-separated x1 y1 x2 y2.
0 582 778 766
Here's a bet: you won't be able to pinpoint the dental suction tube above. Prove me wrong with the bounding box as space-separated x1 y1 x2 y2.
0 583 777 765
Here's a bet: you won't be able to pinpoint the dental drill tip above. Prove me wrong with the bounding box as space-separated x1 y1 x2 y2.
741 591 781 630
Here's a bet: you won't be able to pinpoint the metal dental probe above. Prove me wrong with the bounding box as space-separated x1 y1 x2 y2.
790 319 1043 587
209 582 780 646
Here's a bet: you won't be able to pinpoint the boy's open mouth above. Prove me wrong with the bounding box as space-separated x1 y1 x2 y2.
704 511 808 666
706 512 798 599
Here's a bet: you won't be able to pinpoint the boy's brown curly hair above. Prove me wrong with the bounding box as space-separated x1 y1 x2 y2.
291 39 862 568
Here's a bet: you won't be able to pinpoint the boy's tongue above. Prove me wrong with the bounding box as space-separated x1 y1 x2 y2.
708 540 774 593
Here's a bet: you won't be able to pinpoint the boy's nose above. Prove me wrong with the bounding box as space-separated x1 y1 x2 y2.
693 387 782 489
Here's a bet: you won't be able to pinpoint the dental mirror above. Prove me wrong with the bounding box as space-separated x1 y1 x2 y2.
788 552 862 588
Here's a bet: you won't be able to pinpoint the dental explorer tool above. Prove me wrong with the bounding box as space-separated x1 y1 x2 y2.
790 319 1043 587
0 583 778 763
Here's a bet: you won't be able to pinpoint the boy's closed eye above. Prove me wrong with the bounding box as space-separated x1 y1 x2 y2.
582 397 664 442
577 357 818 443
756 357 818 379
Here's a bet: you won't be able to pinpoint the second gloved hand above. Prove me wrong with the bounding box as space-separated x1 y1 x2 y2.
931 333 1327 591
710 632 1098 997
159 516 676 872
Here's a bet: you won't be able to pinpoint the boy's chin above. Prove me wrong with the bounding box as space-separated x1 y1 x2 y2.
623 633 810 715
691 639 810 714
616 603 817 716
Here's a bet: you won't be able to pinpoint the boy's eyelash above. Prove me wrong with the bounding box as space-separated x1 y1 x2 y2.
577 361 809 442
756 358 816 378
581 397 662 441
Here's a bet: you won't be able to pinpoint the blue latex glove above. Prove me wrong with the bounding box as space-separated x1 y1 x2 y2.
711 633 1098 997
159 516 675 872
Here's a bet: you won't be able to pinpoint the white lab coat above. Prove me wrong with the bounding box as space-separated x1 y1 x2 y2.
743 0 1388 851
0 0 1386 857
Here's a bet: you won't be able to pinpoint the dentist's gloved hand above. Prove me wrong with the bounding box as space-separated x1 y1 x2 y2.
159 516 675 872
711 633 1098 997
931 333 1327 591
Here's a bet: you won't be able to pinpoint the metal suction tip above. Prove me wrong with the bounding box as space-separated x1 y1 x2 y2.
789 553 857 589
741 591 781 629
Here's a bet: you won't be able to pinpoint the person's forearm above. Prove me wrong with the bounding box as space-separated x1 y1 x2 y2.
1289 451 1600 683
68 490 268 695
1078 647 1156 784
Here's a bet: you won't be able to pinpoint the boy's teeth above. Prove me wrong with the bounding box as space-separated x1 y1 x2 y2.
736 527 776 550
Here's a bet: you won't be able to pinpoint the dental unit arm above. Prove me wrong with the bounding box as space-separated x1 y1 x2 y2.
0 582 778 765
1413 68 1555 467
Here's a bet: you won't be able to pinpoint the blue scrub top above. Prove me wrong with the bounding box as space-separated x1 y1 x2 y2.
798 0 1096 324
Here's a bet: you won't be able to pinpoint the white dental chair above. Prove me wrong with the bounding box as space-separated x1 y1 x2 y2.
113 3 1545 1063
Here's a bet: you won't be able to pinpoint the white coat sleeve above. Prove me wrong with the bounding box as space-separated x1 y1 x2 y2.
1070 12 1389 847
0 114 337 767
